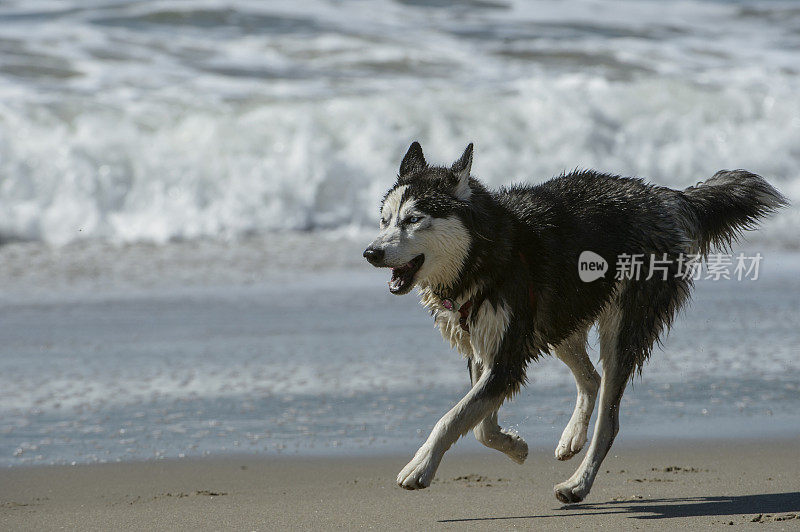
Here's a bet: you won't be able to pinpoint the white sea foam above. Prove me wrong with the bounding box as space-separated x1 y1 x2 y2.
0 0 799 246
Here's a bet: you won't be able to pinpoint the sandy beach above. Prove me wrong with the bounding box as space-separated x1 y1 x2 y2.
3 440 799 530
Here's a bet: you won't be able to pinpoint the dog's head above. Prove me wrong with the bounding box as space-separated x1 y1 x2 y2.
364 142 474 295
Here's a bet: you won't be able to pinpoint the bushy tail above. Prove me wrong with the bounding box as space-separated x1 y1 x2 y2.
681 170 788 255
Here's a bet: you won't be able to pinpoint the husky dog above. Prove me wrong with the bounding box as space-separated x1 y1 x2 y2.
363 141 786 503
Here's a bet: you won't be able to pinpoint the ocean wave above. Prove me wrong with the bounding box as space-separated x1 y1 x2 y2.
0 0 799 246
1 79 798 246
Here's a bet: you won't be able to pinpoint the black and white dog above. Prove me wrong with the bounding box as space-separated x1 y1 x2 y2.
363 142 786 503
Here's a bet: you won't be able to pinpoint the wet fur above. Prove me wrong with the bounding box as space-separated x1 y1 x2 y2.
365 142 787 502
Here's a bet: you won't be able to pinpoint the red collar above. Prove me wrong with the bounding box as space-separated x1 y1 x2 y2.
441 251 536 334
441 298 473 332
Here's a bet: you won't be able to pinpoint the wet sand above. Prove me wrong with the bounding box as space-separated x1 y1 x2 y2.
2 439 799 530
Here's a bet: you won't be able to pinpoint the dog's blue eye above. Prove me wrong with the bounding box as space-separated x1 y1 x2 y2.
407 216 422 224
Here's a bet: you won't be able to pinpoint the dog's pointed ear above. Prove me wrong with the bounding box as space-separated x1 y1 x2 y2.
450 143 473 200
399 141 427 177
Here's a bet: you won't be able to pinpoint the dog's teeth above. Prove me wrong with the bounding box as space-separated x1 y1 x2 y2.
389 277 403 291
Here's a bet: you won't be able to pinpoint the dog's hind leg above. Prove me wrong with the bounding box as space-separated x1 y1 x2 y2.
553 327 600 461
470 359 528 464
554 275 690 504
554 306 633 504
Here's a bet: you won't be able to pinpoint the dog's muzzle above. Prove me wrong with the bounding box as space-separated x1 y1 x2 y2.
363 246 385 266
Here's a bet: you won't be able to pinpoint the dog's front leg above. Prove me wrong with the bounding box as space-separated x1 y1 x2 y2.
471 358 528 463
397 369 506 489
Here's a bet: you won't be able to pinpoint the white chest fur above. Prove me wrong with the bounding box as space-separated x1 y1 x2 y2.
419 288 510 367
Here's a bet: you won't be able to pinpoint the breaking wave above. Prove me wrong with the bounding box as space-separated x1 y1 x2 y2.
0 0 798 246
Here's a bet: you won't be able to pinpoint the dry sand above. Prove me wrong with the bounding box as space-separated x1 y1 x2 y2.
2 439 799 530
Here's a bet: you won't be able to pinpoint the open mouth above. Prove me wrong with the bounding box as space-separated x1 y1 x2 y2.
388 254 425 295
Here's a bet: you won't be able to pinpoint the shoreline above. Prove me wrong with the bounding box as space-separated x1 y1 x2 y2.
2 439 799 530
5 424 800 470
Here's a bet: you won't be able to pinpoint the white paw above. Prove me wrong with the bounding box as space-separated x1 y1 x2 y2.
475 427 529 464
555 421 588 461
396 446 442 490
499 430 528 464
554 478 590 504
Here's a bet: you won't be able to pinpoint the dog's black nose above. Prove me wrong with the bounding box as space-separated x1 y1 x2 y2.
363 247 385 265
